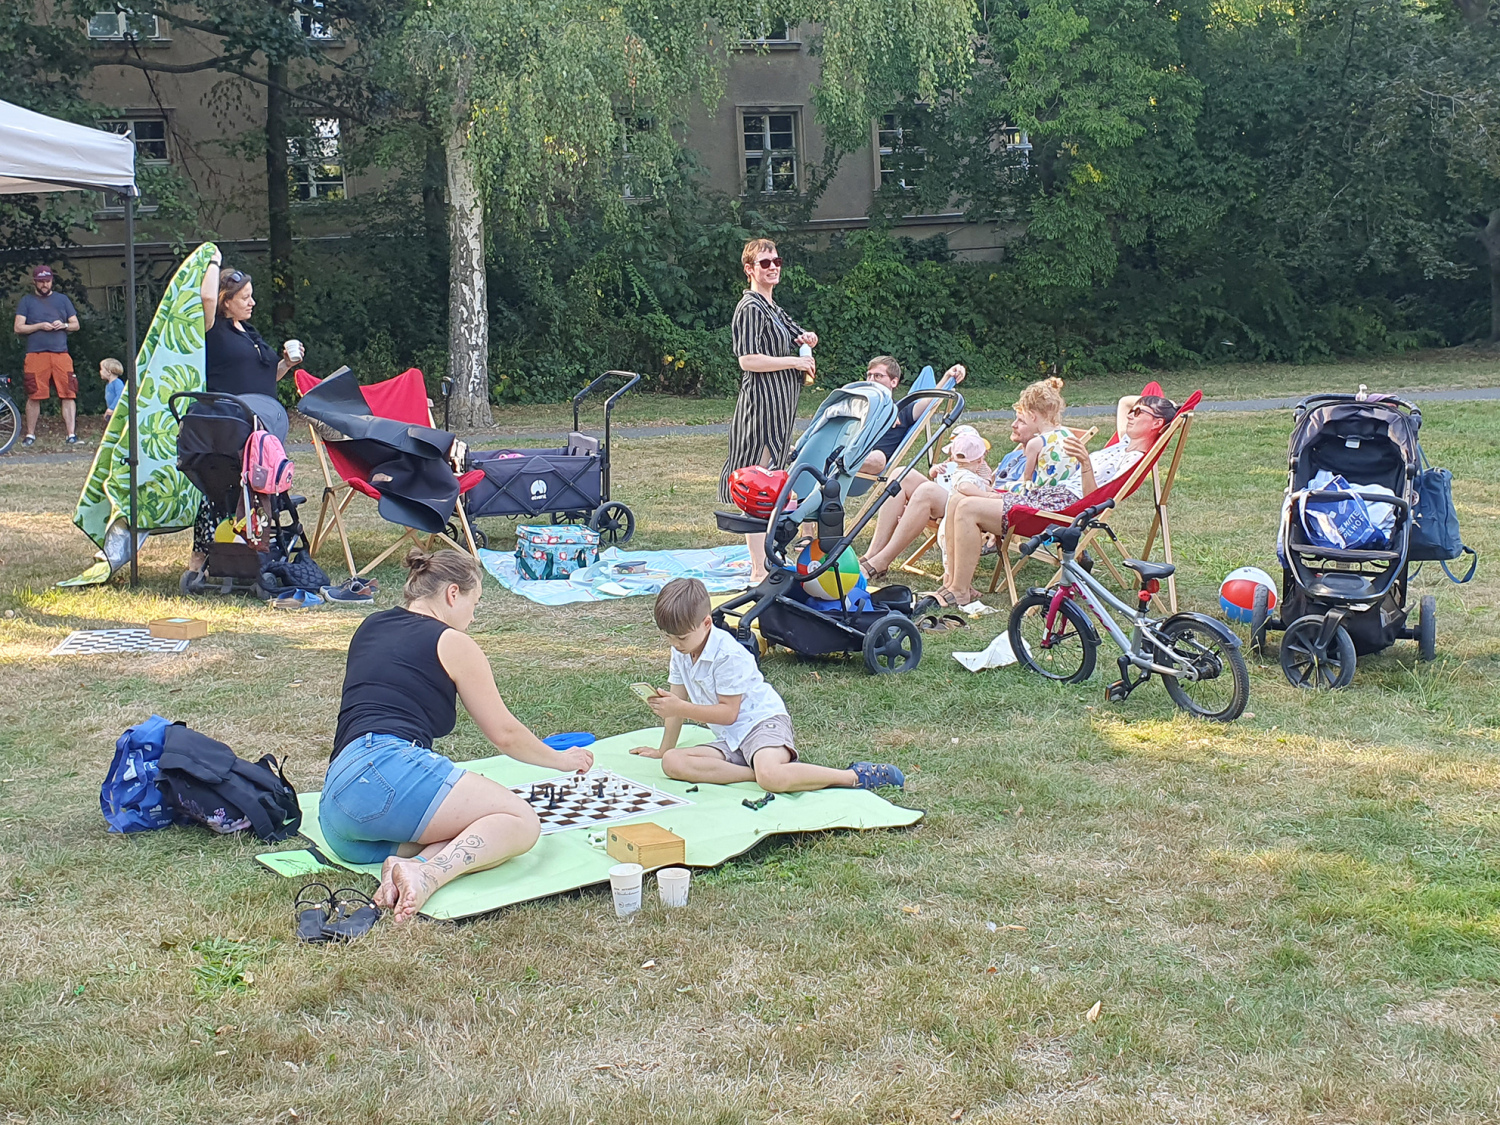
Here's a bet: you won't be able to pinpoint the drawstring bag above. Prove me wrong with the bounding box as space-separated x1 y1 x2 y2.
100 715 176 833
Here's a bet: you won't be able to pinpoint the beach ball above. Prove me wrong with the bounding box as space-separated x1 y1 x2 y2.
1219 566 1277 624
795 542 865 601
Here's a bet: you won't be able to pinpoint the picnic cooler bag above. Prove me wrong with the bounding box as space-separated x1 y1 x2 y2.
515 523 600 581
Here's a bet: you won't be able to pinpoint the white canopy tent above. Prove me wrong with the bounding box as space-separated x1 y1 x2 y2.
0 98 144 583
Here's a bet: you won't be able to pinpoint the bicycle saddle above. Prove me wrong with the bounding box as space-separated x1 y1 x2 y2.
1122 558 1175 582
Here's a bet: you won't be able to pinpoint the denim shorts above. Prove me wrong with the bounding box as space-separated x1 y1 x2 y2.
318 733 465 865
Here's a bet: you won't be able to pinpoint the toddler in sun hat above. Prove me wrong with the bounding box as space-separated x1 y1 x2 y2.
930 426 994 493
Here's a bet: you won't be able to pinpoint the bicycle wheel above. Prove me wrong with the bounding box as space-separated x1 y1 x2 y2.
1008 591 1097 684
0 393 18 456
1159 613 1250 722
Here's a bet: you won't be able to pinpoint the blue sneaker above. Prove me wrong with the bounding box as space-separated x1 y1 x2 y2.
321 583 374 605
272 588 324 609
849 761 905 790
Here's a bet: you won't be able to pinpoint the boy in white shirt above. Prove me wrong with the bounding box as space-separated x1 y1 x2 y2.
630 578 905 793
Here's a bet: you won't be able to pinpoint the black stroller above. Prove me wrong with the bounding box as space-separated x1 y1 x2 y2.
712 383 965 675
459 370 640 548
1252 392 1433 688
171 391 314 598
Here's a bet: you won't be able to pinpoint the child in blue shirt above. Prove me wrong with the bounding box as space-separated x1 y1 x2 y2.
629 578 905 794
100 358 124 420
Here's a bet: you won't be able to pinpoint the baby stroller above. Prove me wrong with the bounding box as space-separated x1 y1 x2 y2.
460 370 640 548
171 391 315 598
1252 391 1432 688
712 382 966 674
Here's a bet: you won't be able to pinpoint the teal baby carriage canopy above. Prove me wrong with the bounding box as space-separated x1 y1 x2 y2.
784 381 899 523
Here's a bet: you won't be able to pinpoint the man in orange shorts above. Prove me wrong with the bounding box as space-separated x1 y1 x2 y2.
13 265 80 446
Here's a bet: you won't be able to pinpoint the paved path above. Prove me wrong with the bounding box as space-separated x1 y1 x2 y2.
8 385 1500 465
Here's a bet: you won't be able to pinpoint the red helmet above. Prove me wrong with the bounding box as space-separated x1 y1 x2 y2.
729 466 789 519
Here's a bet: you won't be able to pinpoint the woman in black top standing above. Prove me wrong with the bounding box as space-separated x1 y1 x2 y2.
722 238 818 584
186 251 297 573
320 549 594 922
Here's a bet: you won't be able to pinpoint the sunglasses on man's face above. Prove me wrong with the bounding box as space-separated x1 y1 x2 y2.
756 257 783 270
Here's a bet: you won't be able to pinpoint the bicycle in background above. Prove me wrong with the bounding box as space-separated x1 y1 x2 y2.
1007 499 1250 722
0 375 19 455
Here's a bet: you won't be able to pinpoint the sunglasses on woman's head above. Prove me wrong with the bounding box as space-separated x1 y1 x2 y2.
756 257 783 269
226 270 250 284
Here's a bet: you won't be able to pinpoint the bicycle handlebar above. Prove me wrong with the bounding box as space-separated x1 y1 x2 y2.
1018 498 1115 557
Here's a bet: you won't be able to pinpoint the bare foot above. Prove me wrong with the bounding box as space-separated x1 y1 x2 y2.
374 855 400 909
388 859 438 923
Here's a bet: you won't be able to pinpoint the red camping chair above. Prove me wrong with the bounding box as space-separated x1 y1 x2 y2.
294 367 484 579
989 389 1202 610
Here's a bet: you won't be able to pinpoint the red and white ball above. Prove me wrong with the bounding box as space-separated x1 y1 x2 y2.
1219 567 1277 624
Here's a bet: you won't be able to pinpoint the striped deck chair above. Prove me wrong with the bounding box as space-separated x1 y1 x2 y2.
989 389 1202 610
294 367 484 579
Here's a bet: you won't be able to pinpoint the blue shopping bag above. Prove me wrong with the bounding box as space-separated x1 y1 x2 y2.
1299 474 1385 550
100 715 176 833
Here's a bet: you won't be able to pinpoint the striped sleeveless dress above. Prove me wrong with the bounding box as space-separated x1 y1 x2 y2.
719 290 805 503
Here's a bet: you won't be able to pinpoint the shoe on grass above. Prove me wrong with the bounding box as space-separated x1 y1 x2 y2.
21 435 35 447
272 588 323 609
321 583 374 605
849 761 906 790
65 434 79 444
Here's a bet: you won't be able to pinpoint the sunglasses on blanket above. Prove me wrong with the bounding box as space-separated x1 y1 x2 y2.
756 257 783 269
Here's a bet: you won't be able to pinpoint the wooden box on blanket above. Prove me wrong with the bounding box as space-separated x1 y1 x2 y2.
606 822 684 870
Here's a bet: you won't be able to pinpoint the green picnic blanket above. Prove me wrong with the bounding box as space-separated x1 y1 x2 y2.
257 727 924 919
62 243 215 586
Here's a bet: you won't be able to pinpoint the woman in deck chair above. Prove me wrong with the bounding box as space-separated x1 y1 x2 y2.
924 392 1177 608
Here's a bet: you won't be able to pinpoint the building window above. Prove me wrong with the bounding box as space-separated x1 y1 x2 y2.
97 117 167 213
101 117 168 164
742 111 798 195
288 118 345 201
619 115 654 200
87 8 161 40
1001 126 1033 170
877 113 925 189
742 15 793 43
296 0 334 39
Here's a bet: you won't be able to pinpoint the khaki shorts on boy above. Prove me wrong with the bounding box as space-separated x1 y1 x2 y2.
700 714 799 769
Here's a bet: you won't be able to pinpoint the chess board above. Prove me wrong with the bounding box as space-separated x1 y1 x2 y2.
512 769 691 835
49 629 191 656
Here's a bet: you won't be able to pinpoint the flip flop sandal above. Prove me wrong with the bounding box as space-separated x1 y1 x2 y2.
865 565 891 584
917 614 943 632
321 887 382 942
295 882 334 943
937 613 967 631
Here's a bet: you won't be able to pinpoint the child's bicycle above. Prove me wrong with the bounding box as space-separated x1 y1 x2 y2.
1006 499 1250 722
0 375 18 455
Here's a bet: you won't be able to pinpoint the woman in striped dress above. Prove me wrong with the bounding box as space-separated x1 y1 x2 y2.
722 238 818 582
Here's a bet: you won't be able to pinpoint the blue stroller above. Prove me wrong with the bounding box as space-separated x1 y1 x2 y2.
713 381 965 674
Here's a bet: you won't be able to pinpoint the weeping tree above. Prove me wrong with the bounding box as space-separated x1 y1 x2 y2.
389 0 976 428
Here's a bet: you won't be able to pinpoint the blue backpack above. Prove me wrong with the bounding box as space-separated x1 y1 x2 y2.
100 715 176 833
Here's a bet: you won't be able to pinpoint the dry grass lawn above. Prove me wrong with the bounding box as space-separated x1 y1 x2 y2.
1 360 1498 1123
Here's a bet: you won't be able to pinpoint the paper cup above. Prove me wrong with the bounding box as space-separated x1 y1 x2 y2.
657 867 691 907
284 338 305 363
609 862 644 917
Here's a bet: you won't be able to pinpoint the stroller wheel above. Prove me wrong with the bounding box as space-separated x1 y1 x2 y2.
590 501 635 546
863 613 922 675
444 519 487 550
1279 614 1356 690
179 567 207 596
1418 595 1436 662
1249 584 1271 656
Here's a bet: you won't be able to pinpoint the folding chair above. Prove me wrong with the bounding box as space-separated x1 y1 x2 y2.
848 365 963 529
989 390 1202 610
294 367 484 579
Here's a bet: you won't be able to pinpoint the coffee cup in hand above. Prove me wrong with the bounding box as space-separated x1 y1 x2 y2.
283 338 305 363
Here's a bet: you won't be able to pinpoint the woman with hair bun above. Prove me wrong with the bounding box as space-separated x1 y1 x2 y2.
319 548 593 922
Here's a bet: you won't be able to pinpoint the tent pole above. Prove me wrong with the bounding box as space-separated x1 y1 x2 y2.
125 191 139 586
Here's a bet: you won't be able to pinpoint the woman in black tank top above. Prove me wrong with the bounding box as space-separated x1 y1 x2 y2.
319 550 594 923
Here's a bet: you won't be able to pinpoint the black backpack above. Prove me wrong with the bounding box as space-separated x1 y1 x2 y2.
156 724 302 842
